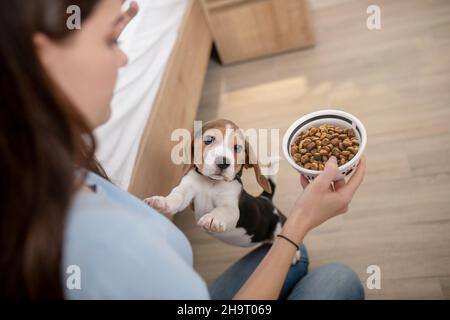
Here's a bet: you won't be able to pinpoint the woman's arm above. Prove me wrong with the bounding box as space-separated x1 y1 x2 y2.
64 202 210 299
233 215 309 300
233 156 366 300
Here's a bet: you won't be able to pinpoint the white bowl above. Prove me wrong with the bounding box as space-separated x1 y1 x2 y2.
282 109 367 181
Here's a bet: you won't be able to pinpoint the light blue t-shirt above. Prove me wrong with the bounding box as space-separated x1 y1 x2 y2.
62 171 210 299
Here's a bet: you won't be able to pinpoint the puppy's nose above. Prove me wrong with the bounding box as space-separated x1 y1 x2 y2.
216 157 230 170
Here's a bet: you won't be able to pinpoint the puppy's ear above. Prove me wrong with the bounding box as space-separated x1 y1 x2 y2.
244 140 272 194
183 163 195 176
183 131 196 176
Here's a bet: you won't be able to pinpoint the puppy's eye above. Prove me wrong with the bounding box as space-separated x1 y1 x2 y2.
204 136 215 145
234 144 243 153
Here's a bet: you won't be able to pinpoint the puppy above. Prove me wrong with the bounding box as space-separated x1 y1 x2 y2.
144 119 300 262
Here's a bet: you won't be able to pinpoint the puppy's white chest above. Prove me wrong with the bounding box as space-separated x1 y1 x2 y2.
191 177 241 220
192 188 217 217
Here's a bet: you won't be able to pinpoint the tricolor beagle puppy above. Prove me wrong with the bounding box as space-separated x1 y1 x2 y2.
144 119 300 262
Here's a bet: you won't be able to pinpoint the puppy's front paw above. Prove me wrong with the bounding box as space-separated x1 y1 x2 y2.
197 213 226 233
144 196 178 216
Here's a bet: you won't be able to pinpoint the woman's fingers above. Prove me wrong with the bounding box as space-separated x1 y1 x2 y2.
341 157 366 199
334 179 346 191
300 156 362 193
300 175 310 189
314 156 339 190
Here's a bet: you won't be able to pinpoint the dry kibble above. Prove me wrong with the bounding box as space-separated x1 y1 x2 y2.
347 128 355 137
332 147 340 157
299 138 311 149
343 139 353 147
290 124 360 171
331 138 340 146
306 142 316 150
301 154 309 164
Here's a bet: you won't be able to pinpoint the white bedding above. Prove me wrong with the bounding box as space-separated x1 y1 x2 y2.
94 0 188 190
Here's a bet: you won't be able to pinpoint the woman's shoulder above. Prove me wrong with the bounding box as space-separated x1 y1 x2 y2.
62 173 209 299
64 172 193 265
66 173 171 246
66 190 165 248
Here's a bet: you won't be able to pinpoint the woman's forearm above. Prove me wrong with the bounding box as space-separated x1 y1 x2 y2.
233 213 309 300
233 157 366 300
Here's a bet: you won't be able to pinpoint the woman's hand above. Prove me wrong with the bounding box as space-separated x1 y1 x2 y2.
113 1 139 39
234 156 365 300
283 156 366 243
234 156 366 299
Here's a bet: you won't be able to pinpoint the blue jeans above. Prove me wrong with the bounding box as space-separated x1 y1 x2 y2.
209 244 365 300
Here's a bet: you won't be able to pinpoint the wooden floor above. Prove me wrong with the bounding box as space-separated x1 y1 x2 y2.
174 0 450 299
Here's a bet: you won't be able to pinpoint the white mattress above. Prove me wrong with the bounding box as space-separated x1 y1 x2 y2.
94 0 188 190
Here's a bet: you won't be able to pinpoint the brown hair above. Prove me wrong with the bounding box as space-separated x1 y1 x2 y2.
0 0 107 299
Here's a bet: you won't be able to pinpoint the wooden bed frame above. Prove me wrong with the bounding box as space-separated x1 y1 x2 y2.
127 0 212 199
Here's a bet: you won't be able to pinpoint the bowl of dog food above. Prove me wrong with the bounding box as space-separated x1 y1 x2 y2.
282 109 367 181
